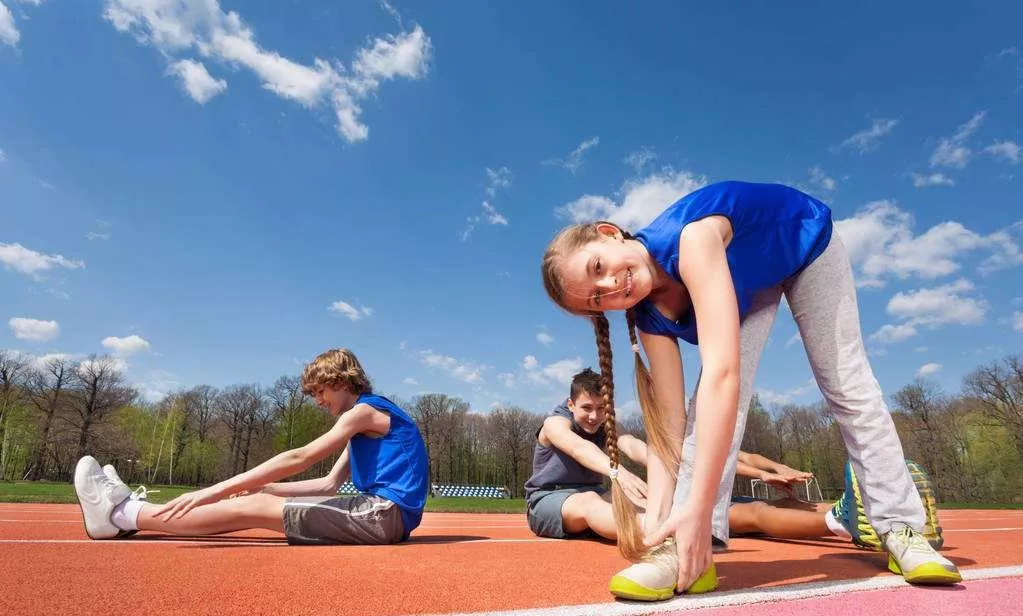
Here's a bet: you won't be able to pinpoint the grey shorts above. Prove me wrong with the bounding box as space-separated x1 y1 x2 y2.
282 494 404 545
526 485 607 539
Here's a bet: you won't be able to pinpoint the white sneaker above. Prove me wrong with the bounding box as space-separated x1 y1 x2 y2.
608 539 718 601
74 456 132 540
883 523 961 585
102 464 151 538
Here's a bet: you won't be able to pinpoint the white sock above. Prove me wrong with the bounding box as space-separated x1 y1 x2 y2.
110 499 144 531
825 509 850 538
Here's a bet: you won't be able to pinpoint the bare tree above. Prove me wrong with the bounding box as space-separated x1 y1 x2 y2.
216 384 264 474
24 357 73 479
67 356 137 459
0 351 29 477
268 376 308 450
489 405 542 497
964 355 1023 457
412 394 466 484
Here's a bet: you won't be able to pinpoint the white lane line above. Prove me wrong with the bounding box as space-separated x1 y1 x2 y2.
0 537 558 545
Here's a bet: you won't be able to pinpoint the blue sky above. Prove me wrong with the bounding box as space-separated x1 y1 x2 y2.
1 1 1021 416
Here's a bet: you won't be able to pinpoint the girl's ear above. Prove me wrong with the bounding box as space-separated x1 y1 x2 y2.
594 222 623 240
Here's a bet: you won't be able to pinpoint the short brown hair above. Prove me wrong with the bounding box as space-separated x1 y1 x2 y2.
301 348 372 396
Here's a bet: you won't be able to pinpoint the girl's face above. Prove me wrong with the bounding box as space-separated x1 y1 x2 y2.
558 226 655 313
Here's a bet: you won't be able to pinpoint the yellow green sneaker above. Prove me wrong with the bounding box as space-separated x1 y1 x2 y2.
830 461 881 550
608 539 718 601
905 459 943 549
884 523 961 585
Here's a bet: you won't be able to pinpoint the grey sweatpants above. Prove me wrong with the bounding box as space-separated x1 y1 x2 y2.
674 235 925 543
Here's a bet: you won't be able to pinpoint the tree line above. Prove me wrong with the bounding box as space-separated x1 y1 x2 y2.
0 350 1020 502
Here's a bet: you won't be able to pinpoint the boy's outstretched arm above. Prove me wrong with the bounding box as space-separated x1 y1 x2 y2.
543 417 647 507
616 430 648 467
258 446 352 497
736 450 813 492
157 403 387 520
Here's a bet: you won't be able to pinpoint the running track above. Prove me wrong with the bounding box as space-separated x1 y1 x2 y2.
0 505 1020 616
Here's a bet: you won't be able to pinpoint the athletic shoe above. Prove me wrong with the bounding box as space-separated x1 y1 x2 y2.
74 456 132 540
883 523 961 584
830 461 881 550
102 464 153 538
608 539 718 601
905 460 943 549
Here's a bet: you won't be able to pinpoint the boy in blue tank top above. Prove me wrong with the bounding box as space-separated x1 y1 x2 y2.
72 348 429 545
541 181 960 600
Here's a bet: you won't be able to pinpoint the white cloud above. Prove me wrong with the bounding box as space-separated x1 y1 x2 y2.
916 362 943 378
167 59 227 104
461 201 508 241
623 148 656 173
328 300 373 321
103 0 431 143
403 377 418 385
756 379 816 406
484 166 513 197
85 232 111 241
0 2 20 48
839 118 898 153
930 111 985 169
522 355 538 370
0 242 85 280
889 277 987 326
1013 311 1023 333
497 372 515 388
481 201 508 225
544 137 599 174
9 317 59 342
542 357 584 385
808 166 837 191
869 323 919 343
136 369 179 401
536 331 554 346
0 148 6 162
914 346 929 353
557 169 707 231
911 173 955 187
784 333 801 349
79 355 128 376
984 140 1021 165
101 334 151 356
418 349 484 383
835 202 1022 287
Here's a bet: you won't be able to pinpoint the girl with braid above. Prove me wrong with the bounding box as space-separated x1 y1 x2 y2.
540 181 961 601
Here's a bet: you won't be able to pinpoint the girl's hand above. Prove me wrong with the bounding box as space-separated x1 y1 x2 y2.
155 486 223 520
644 502 713 591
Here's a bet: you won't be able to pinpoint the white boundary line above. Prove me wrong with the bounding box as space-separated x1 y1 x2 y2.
412 566 1023 616
0 537 558 545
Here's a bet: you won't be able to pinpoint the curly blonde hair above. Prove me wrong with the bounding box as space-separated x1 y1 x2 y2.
301 348 372 396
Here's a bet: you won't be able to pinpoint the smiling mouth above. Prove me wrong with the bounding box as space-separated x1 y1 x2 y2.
625 268 633 297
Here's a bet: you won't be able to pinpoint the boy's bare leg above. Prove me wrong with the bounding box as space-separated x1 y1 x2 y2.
561 491 617 539
137 493 286 536
728 501 829 538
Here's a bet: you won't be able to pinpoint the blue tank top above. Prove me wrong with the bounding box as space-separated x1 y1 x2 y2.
349 393 429 539
524 403 607 498
634 181 832 344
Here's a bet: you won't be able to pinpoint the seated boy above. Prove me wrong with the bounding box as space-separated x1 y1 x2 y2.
73 348 429 545
523 368 830 542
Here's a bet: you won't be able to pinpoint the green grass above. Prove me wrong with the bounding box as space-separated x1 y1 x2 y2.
0 481 526 513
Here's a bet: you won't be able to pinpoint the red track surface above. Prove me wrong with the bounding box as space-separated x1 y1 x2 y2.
1 505 1020 616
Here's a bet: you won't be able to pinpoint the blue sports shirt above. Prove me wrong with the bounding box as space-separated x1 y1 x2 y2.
633 181 833 344
348 393 429 539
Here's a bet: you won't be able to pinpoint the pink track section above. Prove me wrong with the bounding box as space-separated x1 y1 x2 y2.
672 577 1022 616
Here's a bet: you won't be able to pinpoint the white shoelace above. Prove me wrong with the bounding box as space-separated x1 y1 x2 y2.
129 485 157 501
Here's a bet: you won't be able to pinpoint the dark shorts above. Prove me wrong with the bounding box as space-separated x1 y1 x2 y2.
526 484 607 539
282 494 405 545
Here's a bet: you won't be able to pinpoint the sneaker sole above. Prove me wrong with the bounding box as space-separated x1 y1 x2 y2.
887 555 962 585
